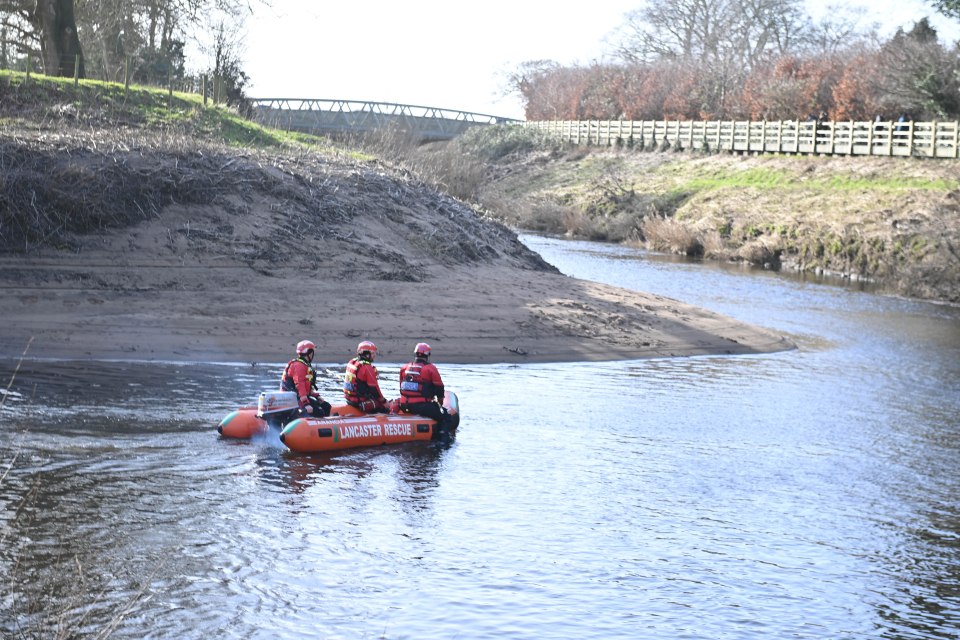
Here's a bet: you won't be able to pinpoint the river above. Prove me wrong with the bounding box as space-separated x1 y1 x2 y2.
1 235 957 639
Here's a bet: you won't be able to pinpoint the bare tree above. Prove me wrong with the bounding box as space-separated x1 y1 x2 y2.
612 0 732 64
201 14 249 107
612 0 810 68
803 5 876 54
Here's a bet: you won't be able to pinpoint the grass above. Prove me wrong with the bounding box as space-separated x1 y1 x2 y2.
440 133 960 302
0 71 377 252
0 70 356 155
672 166 959 191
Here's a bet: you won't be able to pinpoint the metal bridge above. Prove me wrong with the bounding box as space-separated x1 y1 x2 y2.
250 98 521 141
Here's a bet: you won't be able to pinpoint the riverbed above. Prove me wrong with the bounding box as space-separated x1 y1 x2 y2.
1 235 957 639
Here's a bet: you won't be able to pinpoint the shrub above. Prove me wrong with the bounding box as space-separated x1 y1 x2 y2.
454 124 559 162
642 216 703 256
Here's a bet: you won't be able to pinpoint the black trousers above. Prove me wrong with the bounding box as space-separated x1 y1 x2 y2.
401 401 448 439
305 397 331 417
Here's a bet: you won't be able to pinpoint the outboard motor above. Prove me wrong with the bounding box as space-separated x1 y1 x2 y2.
257 391 300 428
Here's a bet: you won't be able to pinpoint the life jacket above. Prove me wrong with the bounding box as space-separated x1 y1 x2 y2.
343 357 375 406
281 356 316 396
400 360 433 404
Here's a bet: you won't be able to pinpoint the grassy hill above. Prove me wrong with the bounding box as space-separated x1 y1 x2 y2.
0 71 545 272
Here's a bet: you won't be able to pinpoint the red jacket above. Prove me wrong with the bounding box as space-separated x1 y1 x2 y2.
344 357 385 405
399 358 444 405
281 357 317 406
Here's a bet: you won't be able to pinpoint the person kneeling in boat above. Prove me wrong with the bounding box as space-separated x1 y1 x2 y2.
281 340 332 417
399 342 449 438
343 340 389 414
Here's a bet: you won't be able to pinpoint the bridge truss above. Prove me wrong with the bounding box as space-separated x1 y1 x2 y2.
250 98 521 141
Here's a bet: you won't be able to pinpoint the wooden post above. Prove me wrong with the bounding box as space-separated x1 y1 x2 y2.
167 68 173 106
931 120 938 158
73 54 80 87
124 57 130 95
908 120 915 156
953 121 959 159
25 54 30 82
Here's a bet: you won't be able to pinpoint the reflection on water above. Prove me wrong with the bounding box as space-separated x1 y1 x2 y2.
1 235 958 639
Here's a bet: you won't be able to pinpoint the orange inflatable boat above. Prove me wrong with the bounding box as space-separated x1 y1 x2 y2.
217 391 363 439
279 391 460 453
218 390 460 453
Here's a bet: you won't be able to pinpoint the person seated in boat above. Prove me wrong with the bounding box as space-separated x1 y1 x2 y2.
398 342 449 437
281 339 332 417
343 340 389 413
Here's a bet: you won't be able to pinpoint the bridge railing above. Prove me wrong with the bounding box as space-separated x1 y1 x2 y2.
523 119 960 159
250 98 520 124
250 98 521 141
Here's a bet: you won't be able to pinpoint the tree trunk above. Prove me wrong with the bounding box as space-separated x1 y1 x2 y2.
32 0 85 78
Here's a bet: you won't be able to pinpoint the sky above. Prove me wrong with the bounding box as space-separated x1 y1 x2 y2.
241 0 960 120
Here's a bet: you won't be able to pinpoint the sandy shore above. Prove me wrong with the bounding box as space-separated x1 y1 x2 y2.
0 256 791 366
0 133 792 366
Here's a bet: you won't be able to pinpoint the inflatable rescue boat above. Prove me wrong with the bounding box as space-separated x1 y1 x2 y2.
279 391 459 453
218 390 460 453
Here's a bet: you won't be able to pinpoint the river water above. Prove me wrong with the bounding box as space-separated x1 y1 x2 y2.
1 235 958 639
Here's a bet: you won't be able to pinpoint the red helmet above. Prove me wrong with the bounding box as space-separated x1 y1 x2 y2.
414 342 431 358
357 340 377 358
296 340 316 355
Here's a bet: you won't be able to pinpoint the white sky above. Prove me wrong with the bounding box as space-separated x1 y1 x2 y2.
241 0 960 120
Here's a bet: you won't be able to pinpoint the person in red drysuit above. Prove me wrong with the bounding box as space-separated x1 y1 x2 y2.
398 342 449 438
343 340 388 413
280 339 331 417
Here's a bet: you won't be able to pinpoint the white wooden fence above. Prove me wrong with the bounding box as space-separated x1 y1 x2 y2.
523 119 960 159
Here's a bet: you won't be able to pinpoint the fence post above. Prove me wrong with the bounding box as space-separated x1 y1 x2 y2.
202 74 208 105
124 57 130 94
954 121 959 159
908 120 915 156
25 54 30 82
73 54 80 87
167 68 173 106
931 120 938 158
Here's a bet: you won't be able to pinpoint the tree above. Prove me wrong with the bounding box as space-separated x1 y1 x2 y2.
507 60 569 119
1 0 254 93
930 0 960 20
31 0 85 76
609 0 813 118
876 18 960 118
611 0 811 68
831 49 885 120
204 17 249 109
